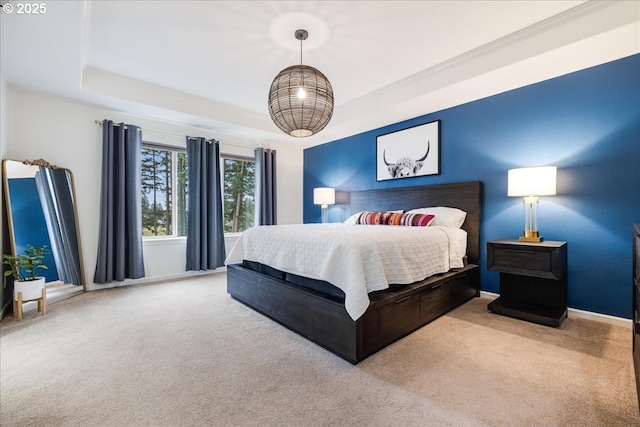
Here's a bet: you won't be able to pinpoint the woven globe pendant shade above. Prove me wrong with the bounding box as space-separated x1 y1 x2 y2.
268 30 334 138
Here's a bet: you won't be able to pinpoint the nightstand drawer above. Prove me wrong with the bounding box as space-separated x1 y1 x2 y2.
491 248 550 272
487 240 566 280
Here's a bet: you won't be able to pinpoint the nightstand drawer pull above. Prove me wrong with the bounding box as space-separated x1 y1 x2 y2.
506 249 536 254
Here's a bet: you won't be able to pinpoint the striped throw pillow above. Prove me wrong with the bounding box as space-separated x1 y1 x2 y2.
355 211 435 227
399 212 436 227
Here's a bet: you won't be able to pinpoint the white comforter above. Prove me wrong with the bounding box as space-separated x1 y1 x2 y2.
225 223 466 321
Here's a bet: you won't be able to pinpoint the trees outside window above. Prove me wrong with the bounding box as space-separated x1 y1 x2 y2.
141 146 187 237
222 157 255 233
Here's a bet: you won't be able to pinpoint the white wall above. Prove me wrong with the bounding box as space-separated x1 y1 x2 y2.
6 90 303 290
271 141 304 225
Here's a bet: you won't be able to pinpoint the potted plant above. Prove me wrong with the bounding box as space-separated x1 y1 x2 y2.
2 244 50 302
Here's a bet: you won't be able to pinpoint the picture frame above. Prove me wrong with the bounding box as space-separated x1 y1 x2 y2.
376 120 440 181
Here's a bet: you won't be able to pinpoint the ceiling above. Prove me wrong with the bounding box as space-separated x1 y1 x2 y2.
1 1 638 147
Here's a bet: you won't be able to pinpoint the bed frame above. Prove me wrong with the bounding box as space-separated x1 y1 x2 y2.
227 181 482 363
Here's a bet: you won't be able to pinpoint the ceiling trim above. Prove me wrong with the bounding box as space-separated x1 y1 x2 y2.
82 67 277 134
334 0 639 126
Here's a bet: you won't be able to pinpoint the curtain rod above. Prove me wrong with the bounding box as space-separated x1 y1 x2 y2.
93 120 263 150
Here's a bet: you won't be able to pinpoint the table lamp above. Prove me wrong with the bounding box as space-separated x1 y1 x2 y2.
508 166 557 242
313 187 335 223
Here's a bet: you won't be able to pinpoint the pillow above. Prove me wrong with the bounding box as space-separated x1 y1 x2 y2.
356 211 403 225
344 210 403 224
344 212 361 225
399 212 436 227
406 206 467 229
354 211 435 227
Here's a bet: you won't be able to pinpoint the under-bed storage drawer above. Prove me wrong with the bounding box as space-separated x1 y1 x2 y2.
420 283 448 323
379 294 421 338
449 270 480 308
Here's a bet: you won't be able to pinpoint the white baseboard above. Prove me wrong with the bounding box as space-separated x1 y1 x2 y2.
567 307 631 327
479 290 500 300
2 271 226 319
85 269 225 292
479 291 631 328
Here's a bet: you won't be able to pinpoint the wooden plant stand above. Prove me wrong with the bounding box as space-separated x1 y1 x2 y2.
13 288 47 321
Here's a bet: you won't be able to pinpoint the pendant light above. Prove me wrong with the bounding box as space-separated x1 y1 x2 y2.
268 29 334 138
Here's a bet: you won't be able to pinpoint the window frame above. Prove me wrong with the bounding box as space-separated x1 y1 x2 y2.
141 142 187 241
139 145 256 240
220 153 256 236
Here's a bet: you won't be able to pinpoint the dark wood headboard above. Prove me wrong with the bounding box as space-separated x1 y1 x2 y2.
349 181 482 265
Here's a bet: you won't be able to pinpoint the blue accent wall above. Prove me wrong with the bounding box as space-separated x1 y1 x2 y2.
303 54 640 319
7 178 59 282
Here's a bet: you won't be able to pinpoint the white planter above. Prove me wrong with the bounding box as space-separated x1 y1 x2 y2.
14 277 46 301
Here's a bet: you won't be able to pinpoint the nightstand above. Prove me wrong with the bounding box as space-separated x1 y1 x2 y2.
487 239 567 327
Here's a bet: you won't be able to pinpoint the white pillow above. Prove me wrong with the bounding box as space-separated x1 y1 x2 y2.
406 206 467 229
344 212 363 224
343 210 404 224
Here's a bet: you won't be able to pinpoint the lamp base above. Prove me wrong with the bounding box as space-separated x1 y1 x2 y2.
321 206 328 224
519 236 544 243
519 230 543 243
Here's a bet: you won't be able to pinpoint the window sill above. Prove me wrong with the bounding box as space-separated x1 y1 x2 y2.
143 233 244 246
143 236 187 246
224 232 244 238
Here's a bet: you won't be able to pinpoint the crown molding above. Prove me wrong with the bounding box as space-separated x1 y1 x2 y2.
335 1 640 126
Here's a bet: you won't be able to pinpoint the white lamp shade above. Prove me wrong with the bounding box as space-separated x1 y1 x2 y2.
508 166 557 197
313 187 335 205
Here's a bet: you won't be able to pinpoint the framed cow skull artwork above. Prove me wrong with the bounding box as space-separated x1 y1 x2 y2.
376 120 440 181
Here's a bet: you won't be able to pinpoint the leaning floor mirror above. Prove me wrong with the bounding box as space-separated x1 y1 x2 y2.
3 159 86 303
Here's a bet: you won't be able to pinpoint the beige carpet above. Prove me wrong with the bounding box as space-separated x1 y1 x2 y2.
1 273 638 427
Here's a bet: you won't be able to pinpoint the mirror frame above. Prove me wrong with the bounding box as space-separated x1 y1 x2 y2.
2 158 86 291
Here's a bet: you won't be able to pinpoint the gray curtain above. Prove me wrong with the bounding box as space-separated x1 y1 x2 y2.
94 120 145 283
186 137 226 271
34 167 82 285
254 148 277 226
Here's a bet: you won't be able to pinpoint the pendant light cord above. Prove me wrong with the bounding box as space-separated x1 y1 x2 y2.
300 34 305 99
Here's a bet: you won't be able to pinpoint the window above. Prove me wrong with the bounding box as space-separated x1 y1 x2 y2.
222 156 255 233
141 144 187 237
140 146 255 238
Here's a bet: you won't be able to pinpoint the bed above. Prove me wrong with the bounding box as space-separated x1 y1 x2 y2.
226 181 482 363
